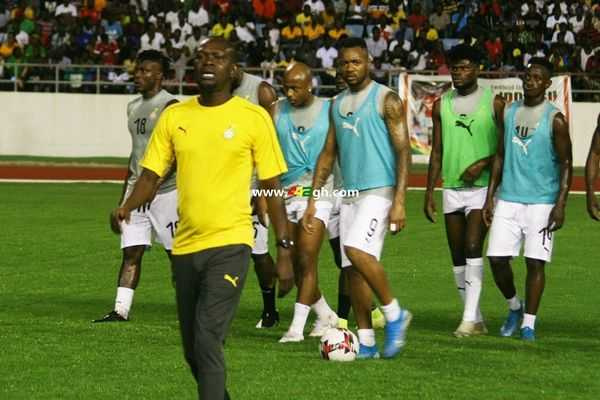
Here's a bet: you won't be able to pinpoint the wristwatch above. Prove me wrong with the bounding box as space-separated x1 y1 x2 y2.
276 238 295 249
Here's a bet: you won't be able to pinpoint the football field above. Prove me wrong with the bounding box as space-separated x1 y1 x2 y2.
1 182 599 399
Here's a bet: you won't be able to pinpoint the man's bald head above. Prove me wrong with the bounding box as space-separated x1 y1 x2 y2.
284 62 312 85
282 62 314 107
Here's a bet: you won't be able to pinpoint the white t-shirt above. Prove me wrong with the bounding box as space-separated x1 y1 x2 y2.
303 0 325 14
165 11 179 28
55 3 77 17
546 15 567 31
236 24 256 43
569 16 585 33
140 32 166 51
551 30 575 45
188 7 209 27
366 37 388 58
316 46 338 68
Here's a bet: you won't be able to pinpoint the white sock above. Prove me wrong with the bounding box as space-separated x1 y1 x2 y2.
115 287 134 319
311 295 335 319
289 303 311 334
521 313 536 329
507 296 521 311
452 265 466 302
380 298 401 322
463 258 483 322
357 329 376 347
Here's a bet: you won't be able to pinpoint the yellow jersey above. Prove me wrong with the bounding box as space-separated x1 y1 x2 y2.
141 96 287 255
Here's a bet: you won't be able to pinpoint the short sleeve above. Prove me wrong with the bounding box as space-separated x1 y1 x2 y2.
252 108 288 181
140 109 175 177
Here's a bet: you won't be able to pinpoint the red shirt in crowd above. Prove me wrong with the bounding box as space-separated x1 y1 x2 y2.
485 38 503 63
252 0 276 20
94 40 120 65
408 13 428 31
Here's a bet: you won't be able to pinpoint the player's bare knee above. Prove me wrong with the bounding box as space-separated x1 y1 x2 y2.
525 258 546 271
344 246 368 265
464 241 483 259
122 245 144 265
488 256 510 267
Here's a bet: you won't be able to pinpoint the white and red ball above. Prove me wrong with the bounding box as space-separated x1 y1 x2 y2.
319 328 359 362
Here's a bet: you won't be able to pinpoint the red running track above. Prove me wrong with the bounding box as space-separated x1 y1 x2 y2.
0 165 593 191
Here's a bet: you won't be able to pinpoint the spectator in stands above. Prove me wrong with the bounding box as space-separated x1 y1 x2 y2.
570 5 586 34
332 0 347 16
303 16 325 44
0 4 9 30
419 21 439 42
281 18 303 48
485 30 504 65
523 3 544 31
55 0 77 17
546 6 568 36
252 0 276 22
579 40 598 71
140 23 165 52
328 17 348 40
366 26 387 59
450 4 469 36
578 15 600 46
430 4 451 38
37 10 54 47
235 15 257 45
304 0 325 14
585 48 600 72
188 1 209 28
210 14 234 40
408 3 427 32
552 22 576 45
0 32 17 60
322 2 336 28
186 26 206 55
171 11 192 43
408 38 428 70
51 24 71 49
316 35 337 69
296 5 313 26
80 2 101 24
94 33 120 65
266 21 280 51
103 12 124 42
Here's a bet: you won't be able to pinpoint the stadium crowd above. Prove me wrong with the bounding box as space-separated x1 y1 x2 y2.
0 0 599 98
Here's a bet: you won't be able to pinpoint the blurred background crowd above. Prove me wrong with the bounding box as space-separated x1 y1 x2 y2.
0 0 599 98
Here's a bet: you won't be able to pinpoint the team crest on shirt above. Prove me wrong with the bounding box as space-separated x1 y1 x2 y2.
149 107 160 120
455 117 475 136
292 128 310 153
223 125 235 139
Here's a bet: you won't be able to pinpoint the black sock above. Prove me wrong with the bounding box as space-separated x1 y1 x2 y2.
337 294 351 319
260 284 276 314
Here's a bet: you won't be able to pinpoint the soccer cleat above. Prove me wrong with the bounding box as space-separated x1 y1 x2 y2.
278 330 304 343
255 310 280 329
93 310 128 323
356 344 380 360
371 308 386 329
454 320 488 337
520 327 536 341
500 304 524 337
337 318 348 329
382 309 413 359
308 312 339 337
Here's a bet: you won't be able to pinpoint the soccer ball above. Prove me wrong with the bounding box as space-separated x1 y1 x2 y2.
319 328 359 362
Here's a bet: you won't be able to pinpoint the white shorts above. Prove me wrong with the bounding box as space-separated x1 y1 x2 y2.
327 196 342 239
252 214 270 255
443 187 487 216
339 194 392 268
487 200 555 263
286 198 332 227
120 189 178 250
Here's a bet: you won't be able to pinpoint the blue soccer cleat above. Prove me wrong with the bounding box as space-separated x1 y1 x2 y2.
520 327 536 341
500 304 523 337
382 309 413 358
356 344 380 360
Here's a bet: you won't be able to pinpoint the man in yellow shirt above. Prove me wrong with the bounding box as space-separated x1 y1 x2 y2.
112 38 294 400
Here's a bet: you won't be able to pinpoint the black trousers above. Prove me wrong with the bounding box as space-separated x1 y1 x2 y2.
172 244 251 400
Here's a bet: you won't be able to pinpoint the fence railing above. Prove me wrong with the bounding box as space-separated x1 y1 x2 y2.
1 63 599 99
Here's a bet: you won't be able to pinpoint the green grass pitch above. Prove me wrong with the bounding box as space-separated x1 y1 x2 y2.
1 183 598 399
